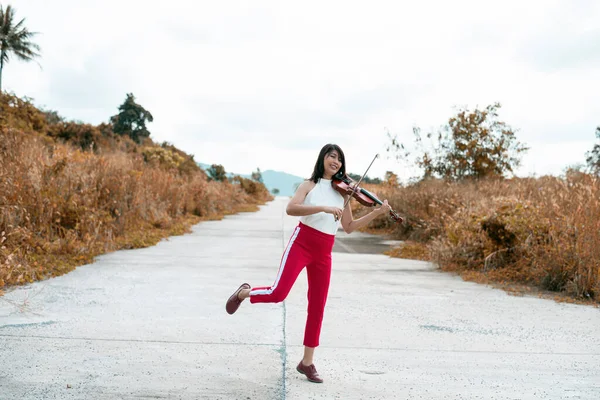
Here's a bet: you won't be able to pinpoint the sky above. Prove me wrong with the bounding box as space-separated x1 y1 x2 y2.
6 0 600 181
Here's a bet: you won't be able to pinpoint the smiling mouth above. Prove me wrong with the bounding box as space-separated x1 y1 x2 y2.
329 164 338 170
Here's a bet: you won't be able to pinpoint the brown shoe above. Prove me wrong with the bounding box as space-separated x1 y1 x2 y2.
296 361 323 383
226 283 250 315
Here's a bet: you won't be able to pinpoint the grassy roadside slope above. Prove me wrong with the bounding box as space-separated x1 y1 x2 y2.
0 93 272 294
352 177 599 305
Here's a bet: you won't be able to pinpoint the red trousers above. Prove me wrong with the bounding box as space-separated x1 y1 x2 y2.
249 222 335 348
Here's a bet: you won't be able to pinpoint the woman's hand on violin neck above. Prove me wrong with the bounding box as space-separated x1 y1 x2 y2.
375 200 391 215
324 206 343 220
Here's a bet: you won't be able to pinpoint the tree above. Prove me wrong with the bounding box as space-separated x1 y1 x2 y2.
0 5 41 92
387 103 529 181
42 109 63 125
251 167 263 183
585 127 600 174
347 172 381 184
384 171 399 187
110 93 153 143
207 164 227 181
272 188 280 195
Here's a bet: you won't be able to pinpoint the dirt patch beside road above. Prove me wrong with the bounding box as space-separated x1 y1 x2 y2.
333 230 402 254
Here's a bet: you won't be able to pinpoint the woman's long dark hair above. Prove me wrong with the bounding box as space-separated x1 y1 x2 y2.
309 143 346 183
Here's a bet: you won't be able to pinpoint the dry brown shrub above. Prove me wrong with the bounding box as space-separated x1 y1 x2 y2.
0 127 272 290
374 175 600 302
430 197 549 277
0 93 48 134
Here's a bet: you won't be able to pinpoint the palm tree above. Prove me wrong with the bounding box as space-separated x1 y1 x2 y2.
0 4 41 92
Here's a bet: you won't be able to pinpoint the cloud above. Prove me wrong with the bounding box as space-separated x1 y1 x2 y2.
6 0 600 181
516 1 600 71
524 30 600 71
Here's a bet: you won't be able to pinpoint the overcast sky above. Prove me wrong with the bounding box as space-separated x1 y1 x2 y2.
7 0 600 181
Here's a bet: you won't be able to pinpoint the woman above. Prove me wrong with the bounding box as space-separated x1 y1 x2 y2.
225 143 391 383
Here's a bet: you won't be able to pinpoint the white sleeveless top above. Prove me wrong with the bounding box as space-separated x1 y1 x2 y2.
299 178 345 235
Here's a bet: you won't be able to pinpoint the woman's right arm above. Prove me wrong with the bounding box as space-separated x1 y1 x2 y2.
286 181 323 216
286 181 343 218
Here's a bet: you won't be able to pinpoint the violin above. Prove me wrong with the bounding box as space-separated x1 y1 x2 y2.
331 175 403 223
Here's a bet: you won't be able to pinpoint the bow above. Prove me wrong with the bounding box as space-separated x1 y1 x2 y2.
335 153 379 222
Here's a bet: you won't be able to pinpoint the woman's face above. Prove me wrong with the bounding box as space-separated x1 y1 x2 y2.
323 150 343 178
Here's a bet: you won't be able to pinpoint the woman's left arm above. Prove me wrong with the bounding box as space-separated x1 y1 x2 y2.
340 198 391 234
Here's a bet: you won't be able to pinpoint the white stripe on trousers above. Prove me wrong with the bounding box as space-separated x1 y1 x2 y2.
250 226 301 296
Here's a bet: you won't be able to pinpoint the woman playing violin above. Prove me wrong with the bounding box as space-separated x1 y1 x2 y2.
225 143 392 384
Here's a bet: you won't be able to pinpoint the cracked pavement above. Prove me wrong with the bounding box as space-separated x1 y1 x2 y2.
1 197 599 399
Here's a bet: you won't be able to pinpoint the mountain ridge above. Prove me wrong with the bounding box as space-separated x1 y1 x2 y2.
197 163 305 197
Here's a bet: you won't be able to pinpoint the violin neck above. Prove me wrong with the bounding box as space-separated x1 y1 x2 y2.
359 188 383 206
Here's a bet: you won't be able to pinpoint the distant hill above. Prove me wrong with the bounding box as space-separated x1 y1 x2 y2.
197 163 305 197
261 170 306 196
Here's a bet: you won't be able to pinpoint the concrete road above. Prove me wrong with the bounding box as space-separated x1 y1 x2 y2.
0 197 599 400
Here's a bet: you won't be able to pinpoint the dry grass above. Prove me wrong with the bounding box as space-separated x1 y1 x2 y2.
384 241 430 261
0 127 272 291
362 174 600 304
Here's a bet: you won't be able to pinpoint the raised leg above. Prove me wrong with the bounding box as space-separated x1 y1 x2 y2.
249 226 308 304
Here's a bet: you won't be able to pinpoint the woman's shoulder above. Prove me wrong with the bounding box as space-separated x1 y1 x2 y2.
299 179 316 187
297 179 316 193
